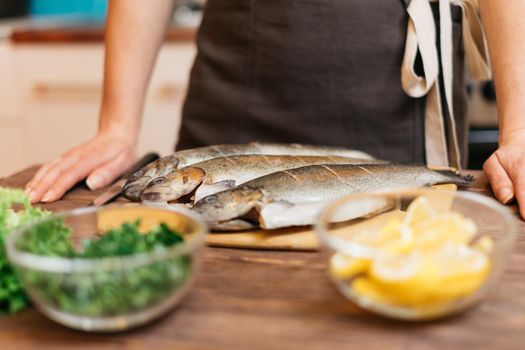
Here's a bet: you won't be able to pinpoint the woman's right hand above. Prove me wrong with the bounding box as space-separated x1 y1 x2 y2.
25 127 137 204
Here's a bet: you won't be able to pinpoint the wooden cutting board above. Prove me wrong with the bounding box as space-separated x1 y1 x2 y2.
207 226 320 251
206 183 460 251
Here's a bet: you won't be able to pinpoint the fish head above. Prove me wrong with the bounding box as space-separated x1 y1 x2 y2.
140 166 206 202
123 155 179 201
193 186 264 222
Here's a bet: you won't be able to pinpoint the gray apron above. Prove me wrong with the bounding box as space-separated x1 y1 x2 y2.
178 0 488 166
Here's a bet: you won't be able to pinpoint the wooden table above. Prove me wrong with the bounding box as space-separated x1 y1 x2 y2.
1 166 524 350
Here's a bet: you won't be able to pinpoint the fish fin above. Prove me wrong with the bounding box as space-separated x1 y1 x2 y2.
258 198 391 230
252 199 292 216
434 169 475 186
264 199 294 208
194 180 236 203
258 201 320 230
208 219 257 231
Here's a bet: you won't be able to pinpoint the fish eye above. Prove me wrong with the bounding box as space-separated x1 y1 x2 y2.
204 196 218 204
240 186 255 194
150 177 166 185
131 170 143 178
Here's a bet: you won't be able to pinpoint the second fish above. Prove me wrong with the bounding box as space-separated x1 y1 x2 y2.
140 155 384 204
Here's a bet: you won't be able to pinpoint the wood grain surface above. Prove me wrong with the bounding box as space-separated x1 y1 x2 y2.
1 166 524 350
10 25 196 43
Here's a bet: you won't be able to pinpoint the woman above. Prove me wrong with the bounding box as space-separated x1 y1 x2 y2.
25 0 525 219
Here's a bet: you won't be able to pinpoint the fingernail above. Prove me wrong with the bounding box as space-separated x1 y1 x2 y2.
28 190 37 203
499 188 514 204
86 176 102 190
41 191 54 202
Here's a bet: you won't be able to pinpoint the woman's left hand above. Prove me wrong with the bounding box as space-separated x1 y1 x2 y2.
483 129 525 219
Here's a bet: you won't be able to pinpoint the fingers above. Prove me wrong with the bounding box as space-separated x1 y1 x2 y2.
25 158 63 193
483 153 515 204
25 142 89 191
509 158 525 219
515 175 525 219
27 144 125 203
28 154 98 203
26 160 74 203
86 152 136 190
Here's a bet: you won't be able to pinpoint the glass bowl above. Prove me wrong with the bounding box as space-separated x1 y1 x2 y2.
5 204 207 332
315 188 517 321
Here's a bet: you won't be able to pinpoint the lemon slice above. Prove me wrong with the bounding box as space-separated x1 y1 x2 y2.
329 253 370 280
368 252 437 305
474 235 494 255
404 196 437 228
427 243 490 301
329 220 412 281
380 218 414 254
352 277 397 305
352 218 414 254
412 213 477 251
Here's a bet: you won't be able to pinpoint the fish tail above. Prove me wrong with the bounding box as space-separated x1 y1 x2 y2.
434 169 475 186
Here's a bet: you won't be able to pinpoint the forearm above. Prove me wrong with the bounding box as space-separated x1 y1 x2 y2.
100 0 176 141
480 0 525 143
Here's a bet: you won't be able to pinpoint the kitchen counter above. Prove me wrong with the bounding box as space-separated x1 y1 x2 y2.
1 166 524 350
10 24 196 43
0 17 197 43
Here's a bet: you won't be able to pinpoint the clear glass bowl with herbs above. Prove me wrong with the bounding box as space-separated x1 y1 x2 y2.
5 204 207 332
315 189 517 321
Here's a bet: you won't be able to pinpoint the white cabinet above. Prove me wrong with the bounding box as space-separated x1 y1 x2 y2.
0 41 196 177
0 43 20 122
0 42 23 177
0 128 26 174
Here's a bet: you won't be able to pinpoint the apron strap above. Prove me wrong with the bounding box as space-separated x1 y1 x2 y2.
451 0 492 80
401 0 491 169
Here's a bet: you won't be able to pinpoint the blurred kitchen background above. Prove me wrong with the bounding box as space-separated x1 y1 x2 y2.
0 0 497 177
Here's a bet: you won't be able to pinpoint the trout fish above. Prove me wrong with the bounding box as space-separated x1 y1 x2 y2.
123 143 374 201
193 164 475 231
140 155 385 203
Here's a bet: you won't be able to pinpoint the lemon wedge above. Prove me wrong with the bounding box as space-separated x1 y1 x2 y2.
330 253 370 280
350 218 414 254
404 196 436 228
474 235 494 255
412 213 477 251
368 252 437 305
426 243 490 301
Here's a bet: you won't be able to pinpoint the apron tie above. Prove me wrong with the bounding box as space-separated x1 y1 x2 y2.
401 0 491 168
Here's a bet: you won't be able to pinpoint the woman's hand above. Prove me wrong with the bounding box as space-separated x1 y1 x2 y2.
483 129 525 218
25 127 137 203
24 0 179 204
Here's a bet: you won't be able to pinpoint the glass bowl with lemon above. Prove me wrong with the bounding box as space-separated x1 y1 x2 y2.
316 188 517 320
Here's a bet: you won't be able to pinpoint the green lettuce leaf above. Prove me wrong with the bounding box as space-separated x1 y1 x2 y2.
0 188 47 314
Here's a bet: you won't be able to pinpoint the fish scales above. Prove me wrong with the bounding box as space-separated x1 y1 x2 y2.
193 164 475 230
123 142 375 201
140 155 383 203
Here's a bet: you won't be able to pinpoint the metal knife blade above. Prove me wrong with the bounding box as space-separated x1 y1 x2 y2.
91 152 160 206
